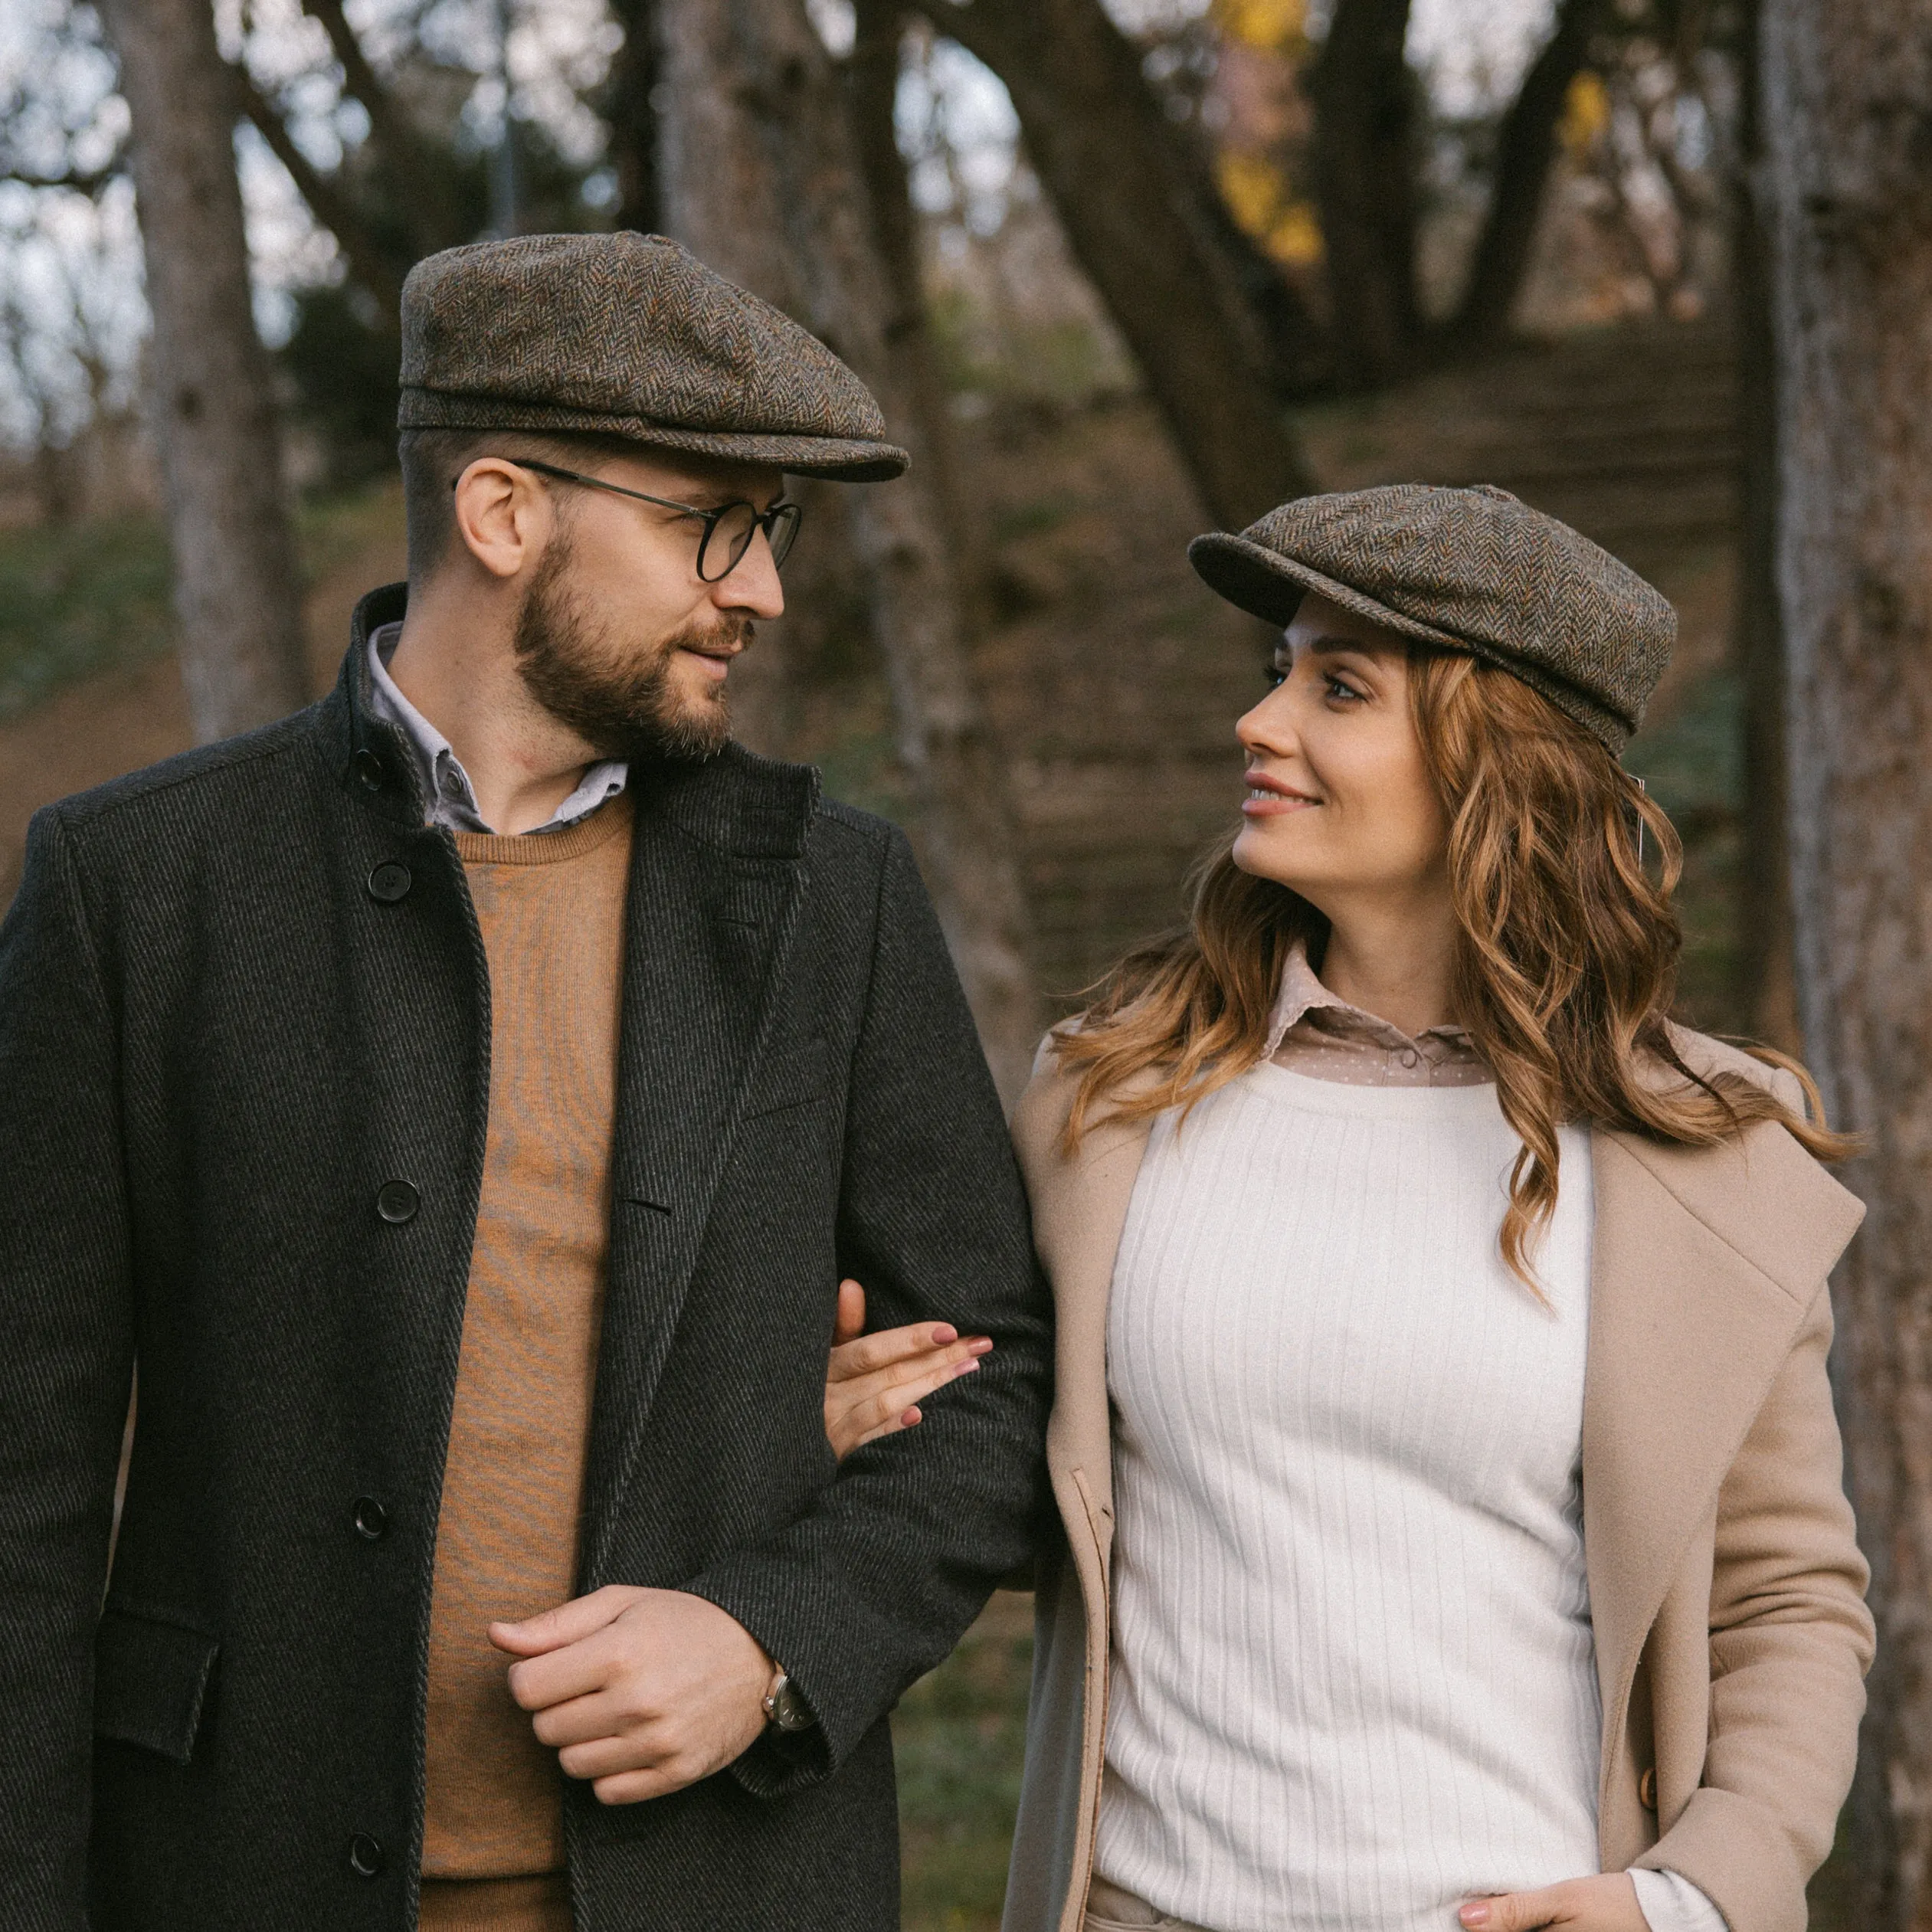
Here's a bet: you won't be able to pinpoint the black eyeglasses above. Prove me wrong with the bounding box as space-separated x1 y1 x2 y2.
469 457 803 581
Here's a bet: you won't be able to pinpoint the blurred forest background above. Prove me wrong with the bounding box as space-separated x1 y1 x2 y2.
3 0 1930 1926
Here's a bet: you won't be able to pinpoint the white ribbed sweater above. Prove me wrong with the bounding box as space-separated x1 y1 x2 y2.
1096 1063 1603 1932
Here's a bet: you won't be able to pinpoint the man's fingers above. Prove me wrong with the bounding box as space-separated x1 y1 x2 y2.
833 1278 866 1346
491 1583 641 1659
556 1729 671 1780
506 1628 625 1712
592 1765 687 1805
529 1687 625 1748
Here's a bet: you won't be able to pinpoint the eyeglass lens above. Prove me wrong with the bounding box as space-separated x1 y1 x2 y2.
698 502 802 581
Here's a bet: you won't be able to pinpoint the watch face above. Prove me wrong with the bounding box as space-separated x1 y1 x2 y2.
769 1677 813 1732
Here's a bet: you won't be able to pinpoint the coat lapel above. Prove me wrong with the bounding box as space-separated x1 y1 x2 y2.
1010 1056 1159 1537
1582 1116 1865 1756
579 745 819 1578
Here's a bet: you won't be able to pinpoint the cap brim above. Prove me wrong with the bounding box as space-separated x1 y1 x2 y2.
1187 529 1636 752
398 391 909 481
1187 531 1466 653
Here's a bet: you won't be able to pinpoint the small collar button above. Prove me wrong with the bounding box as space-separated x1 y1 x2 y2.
348 1834 384 1878
351 1495 388 1541
352 748 385 791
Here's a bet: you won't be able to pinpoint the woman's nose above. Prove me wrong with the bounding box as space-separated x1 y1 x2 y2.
1236 685 1298 757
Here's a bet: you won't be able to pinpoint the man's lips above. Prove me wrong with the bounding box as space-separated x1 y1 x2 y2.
1242 769 1321 817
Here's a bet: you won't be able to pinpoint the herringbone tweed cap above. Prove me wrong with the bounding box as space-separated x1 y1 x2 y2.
1188 483 1675 752
398 231 909 480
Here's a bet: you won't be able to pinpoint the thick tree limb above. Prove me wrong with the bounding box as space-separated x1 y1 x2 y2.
1440 0 1608 352
935 0 1318 525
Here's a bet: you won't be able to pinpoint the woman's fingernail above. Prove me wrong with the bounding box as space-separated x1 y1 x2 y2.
932 1325 958 1344
1459 1907 1490 1928
953 1357 981 1377
968 1337 994 1354
903 1407 922 1426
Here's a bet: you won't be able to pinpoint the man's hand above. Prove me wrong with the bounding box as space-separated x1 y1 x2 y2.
490 1586 774 1804
1459 1873 1649 1930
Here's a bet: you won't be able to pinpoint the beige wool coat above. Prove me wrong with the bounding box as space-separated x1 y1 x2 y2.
1000 1031 1875 1932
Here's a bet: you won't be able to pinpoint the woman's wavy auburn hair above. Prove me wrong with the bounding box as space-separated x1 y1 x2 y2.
1054 647 1852 1287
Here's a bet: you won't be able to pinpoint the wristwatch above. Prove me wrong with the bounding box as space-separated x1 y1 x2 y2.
762 1665 814 1734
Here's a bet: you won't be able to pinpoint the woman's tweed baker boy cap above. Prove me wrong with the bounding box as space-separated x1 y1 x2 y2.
1188 483 1675 753
398 231 910 482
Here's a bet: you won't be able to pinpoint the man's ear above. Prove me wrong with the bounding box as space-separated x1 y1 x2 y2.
451 457 555 581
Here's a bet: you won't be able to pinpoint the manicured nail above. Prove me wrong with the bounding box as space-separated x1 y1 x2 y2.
902 1407 922 1426
932 1325 958 1344
968 1337 994 1354
1459 1907 1490 1928
953 1357 981 1377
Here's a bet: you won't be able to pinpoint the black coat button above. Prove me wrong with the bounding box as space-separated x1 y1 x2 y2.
366 861 412 903
348 1833 384 1878
352 748 385 791
351 1495 388 1541
375 1180 419 1224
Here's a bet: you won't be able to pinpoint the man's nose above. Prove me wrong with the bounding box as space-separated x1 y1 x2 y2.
712 532 785 620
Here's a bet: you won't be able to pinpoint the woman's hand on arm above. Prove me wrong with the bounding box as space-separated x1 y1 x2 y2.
824 1279 992 1461
1459 1873 1649 1931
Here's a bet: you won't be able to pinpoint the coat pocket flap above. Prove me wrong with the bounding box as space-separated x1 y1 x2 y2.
93 1606 219 1764
742 1037 830 1119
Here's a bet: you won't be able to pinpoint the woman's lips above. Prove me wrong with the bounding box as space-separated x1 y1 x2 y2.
1242 773 1319 817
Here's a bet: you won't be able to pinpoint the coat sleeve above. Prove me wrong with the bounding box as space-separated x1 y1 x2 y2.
0 809 137 1927
684 827 1054 1793
1636 1281 1875 1932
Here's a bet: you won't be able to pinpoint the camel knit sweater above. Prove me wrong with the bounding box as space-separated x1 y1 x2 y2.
418 794 634 1932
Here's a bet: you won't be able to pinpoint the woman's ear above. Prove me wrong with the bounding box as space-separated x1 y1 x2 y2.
451 458 551 581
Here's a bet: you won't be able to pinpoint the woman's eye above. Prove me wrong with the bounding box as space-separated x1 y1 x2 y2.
1325 676 1364 703
1264 664 1288 689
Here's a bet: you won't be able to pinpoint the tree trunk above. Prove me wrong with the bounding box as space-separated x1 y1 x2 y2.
602 0 663 233
1761 3 1932 1924
1730 0 1798 1051
98 0 309 742
1441 0 1607 354
847 1 983 611
656 0 1044 1101
935 0 1321 527
1309 0 1419 387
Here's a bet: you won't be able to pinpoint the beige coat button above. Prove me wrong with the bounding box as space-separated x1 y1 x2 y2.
1639 1766 1659 1811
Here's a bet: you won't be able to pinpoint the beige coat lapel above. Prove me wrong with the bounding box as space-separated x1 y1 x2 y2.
1582 1115 1865 1763
1010 1053 1158 1541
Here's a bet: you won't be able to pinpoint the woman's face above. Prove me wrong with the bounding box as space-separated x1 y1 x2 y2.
1232 591 1451 916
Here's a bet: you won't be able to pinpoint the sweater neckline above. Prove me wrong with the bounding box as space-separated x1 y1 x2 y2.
450 791 634 867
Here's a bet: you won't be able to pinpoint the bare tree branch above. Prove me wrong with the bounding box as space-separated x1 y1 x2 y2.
296 0 468 252
226 63 408 325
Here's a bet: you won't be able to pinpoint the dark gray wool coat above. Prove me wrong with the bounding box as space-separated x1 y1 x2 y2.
0 583 1053 1932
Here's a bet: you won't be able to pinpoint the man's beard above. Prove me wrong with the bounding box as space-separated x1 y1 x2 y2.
512 536 747 763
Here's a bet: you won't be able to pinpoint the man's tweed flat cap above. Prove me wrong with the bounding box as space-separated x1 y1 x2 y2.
1188 483 1675 752
398 231 909 482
